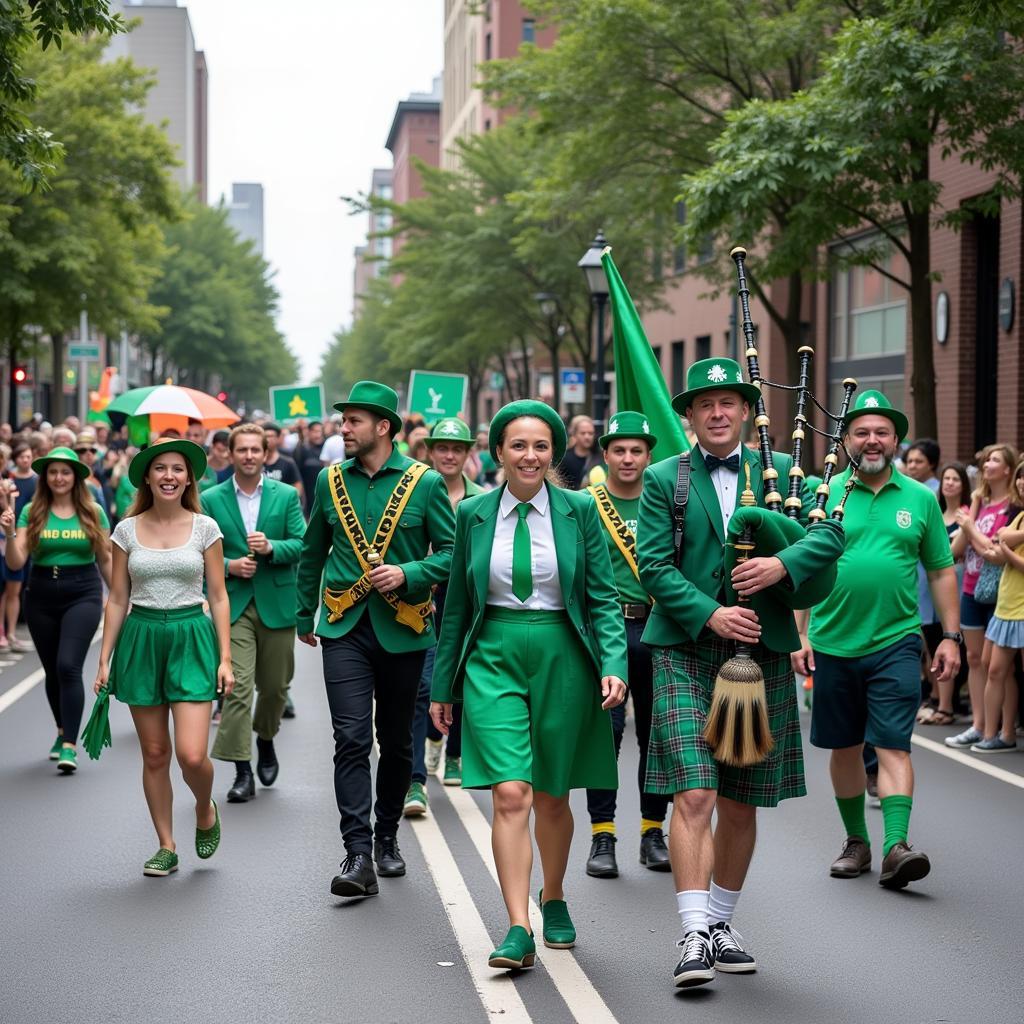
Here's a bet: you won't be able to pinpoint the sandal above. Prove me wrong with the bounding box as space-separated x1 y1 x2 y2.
923 709 955 726
915 699 938 723
195 799 221 859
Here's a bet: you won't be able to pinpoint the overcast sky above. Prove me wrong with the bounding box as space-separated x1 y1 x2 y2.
180 0 443 385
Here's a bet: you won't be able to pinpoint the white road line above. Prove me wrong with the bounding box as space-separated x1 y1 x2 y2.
911 732 1024 789
407 811 532 1024
444 785 621 1024
0 667 46 715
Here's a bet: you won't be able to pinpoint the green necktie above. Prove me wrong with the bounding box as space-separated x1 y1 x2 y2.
512 502 533 602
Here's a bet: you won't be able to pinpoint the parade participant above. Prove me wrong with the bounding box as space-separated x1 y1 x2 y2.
202 424 306 800
296 381 455 899
474 425 498 487
3 441 37 651
430 400 627 972
94 439 233 877
582 411 670 878
794 392 960 890
637 357 843 988
74 430 110 515
262 422 303 497
293 420 325 514
403 417 483 817
1 447 111 773
557 415 599 490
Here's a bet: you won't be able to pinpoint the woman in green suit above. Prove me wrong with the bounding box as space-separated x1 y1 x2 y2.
430 400 628 971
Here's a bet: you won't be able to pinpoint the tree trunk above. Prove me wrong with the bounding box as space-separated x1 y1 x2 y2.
907 206 936 439
50 331 65 424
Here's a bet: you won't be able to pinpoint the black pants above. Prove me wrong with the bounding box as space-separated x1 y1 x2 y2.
587 618 670 825
25 565 103 745
321 614 426 855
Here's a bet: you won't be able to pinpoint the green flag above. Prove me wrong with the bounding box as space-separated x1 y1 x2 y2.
602 249 690 461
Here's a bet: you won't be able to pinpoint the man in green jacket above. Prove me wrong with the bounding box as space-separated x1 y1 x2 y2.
296 381 456 899
636 357 844 989
203 424 306 802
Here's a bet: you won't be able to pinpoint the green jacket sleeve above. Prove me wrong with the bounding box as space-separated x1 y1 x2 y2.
637 464 721 639
269 487 306 567
430 503 472 704
398 472 456 594
580 497 629 681
296 473 331 634
773 469 845 590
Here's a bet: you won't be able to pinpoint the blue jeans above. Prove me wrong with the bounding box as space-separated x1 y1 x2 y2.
410 647 463 783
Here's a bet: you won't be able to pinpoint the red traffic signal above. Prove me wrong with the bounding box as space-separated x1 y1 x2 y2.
12 366 28 384
216 391 228 403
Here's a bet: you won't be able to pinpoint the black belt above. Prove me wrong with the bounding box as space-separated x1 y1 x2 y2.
622 602 651 621
32 563 99 580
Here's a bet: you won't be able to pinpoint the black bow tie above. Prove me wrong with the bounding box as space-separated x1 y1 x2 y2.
703 453 740 473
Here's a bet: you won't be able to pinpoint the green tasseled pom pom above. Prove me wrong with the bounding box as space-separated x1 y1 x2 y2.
81 687 112 760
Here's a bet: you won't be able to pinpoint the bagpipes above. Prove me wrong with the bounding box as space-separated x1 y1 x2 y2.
703 246 860 767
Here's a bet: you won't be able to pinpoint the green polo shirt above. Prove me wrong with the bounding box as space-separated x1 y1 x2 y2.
18 502 110 566
809 467 952 657
595 487 649 606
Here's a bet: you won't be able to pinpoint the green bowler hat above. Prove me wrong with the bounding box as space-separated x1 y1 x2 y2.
333 380 403 431
32 446 90 481
424 417 473 447
844 389 909 442
672 357 760 414
488 400 567 464
599 410 658 450
128 438 208 488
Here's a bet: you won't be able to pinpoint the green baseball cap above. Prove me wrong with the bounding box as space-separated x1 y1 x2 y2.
599 410 658 450
672 357 760 414
32 446 90 481
129 438 208 488
332 380 403 432
843 389 909 442
423 417 473 448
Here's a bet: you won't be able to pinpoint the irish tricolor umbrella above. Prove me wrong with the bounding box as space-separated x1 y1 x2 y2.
106 385 240 444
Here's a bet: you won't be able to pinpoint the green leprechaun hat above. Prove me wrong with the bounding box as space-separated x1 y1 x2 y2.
333 380 403 432
423 417 473 447
599 410 658 450
672 357 761 414
843 389 909 442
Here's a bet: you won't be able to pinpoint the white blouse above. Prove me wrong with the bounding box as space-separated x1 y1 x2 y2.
487 484 563 610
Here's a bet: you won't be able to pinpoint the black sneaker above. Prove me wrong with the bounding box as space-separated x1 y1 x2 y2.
373 835 406 877
673 930 715 988
586 833 618 878
709 922 757 973
639 828 672 872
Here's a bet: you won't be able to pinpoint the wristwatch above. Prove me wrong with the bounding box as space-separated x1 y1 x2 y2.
942 630 964 645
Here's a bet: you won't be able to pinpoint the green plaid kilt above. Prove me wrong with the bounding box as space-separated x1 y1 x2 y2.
646 636 806 807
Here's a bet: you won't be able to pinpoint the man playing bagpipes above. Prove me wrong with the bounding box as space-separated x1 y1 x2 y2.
636 348 846 989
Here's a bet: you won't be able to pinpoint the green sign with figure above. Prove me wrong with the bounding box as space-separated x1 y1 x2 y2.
269 383 326 424
407 370 468 422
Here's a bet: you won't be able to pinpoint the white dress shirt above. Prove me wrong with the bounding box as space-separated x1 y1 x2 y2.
487 484 563 610
698 443 743 534
233 476 264 536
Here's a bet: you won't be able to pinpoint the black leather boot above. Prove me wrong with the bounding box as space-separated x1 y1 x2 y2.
227 762 255 803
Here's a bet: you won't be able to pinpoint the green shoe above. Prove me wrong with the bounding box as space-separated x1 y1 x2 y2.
539 889 576 949
56 746 77 774
49 736 63 761
488 925 536 970
403 781 428 817
143 848 179 876
195 800 221 859
442 757 462 787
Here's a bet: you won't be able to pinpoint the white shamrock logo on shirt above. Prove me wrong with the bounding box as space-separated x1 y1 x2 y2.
708 364 728 383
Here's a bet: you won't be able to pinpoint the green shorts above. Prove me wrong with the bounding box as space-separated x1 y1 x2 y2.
646 636 806 807
460 607 617 796
110 604 218 706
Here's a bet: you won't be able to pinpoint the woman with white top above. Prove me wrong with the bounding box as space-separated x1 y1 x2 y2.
93 438 234 877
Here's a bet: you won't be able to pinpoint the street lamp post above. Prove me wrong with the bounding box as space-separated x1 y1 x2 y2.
577 230 610 433
534 291 560 412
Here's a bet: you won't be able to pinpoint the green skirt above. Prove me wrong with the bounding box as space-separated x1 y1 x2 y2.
110 604 219 706
460 607 617 796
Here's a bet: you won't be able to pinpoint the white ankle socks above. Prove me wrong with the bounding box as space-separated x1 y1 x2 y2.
708 882 741 926
676 889 710 935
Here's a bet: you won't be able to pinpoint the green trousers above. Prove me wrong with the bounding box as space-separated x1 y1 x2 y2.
211 601 296 762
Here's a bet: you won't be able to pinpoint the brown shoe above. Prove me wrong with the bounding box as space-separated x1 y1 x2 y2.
829 836 871 878
879 842 930 890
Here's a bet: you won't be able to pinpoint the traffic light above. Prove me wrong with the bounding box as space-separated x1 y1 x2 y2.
216 390 228 403
12 366 28 385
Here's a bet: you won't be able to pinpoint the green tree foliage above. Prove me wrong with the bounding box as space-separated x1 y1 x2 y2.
0 0 124 187
0 33 177 421
142 198 298 409
679 0 1024 436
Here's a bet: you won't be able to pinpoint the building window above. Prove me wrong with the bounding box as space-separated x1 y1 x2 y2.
522 18 536 43
485 32 492 61
671 340 685 395
696 234 714 265
651 345 662 371
695 335 711 361
830 239 908 359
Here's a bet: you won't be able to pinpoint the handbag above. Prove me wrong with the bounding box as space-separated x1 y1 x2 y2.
974 561 1002 605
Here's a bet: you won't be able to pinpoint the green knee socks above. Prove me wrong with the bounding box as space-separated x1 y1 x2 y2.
835 793 869 845
880 794 913 856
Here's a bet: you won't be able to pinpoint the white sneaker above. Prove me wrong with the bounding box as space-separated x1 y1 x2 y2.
945 727 982 748
424 738 443 775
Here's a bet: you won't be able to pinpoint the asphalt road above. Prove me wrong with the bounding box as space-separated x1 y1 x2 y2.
2 638 1022 1024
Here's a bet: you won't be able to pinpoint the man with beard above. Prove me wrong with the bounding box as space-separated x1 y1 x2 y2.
296 381 455 898
793 392 960 890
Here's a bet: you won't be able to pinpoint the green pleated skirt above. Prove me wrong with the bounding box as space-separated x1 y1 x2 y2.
110 604 218 706
460 607 617 796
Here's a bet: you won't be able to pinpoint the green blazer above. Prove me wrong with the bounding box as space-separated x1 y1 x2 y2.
637 446 844 654
295 446 455 653
200 476 306 630
430 483 629 704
